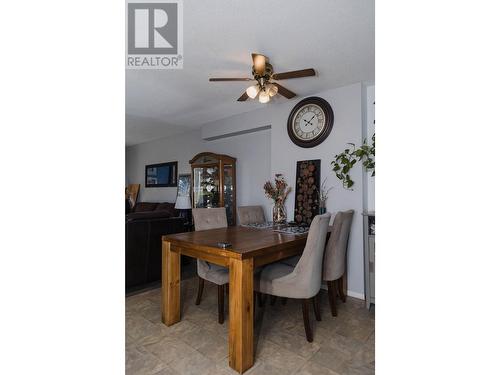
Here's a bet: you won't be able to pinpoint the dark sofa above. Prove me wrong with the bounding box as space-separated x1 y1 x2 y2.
126 202 185 292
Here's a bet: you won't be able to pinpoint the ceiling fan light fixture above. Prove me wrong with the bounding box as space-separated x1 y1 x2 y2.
258 90 270 104
266 83 278 97
208 53 306 102
246 84 260 99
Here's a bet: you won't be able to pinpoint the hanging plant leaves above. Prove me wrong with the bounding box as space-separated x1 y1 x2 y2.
331 133 375 189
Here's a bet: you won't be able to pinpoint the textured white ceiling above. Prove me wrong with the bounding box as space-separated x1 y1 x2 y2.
126 0 375 146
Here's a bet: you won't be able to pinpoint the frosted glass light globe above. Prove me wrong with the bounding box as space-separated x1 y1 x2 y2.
246 84 259 99
258 91 270 103
266 83 278 97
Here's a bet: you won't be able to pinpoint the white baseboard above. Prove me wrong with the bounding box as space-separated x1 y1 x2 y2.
320 283 365 300
347 290 365 300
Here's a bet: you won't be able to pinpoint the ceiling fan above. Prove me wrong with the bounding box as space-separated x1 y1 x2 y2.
209 53 316 103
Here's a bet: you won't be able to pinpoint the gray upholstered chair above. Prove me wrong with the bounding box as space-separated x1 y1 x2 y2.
255 213 331 342
237 205 266 225
280 255 301 267
192 207 229 324
323 210 354 317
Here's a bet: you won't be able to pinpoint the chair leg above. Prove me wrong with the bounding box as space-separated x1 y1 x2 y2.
338 276 346 303
312 294 321 321
281 297 287 305
218 285 225 324
270 295 277 306
301 299 313 342
195 276 204 305
327 280 337 317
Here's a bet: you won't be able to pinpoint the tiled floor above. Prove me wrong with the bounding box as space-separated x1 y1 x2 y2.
126 276 375 375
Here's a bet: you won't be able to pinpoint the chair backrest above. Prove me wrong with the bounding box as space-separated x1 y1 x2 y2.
289 213 331 298
322 210 354 281
237 205 266 225
192 207 228 231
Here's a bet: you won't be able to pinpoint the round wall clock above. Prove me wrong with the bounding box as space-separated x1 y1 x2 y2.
287 96 334 148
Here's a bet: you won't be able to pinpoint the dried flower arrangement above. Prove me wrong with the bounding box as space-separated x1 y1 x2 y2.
263 174 292 203
317 178 333 208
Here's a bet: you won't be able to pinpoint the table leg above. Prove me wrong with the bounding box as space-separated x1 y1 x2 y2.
161 240 180 326
228 258 254 373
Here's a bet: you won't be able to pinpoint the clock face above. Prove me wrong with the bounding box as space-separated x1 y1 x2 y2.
292 104 326 141
287 97 334 148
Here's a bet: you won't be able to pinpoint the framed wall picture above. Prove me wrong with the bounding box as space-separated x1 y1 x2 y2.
293 159 321 225
177 173 191 196
145 161 178 187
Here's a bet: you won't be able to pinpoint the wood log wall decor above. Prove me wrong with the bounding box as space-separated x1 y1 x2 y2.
293 159 321 225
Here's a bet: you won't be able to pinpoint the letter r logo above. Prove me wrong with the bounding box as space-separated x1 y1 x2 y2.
128 2 178 54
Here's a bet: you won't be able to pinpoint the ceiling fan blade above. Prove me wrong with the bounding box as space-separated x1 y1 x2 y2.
252 53 268 75
209 78 253 82
237 92 249 101
274 83 296 99
272 68 316 80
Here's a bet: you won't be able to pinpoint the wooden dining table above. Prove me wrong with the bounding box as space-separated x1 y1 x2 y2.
161 225 347 373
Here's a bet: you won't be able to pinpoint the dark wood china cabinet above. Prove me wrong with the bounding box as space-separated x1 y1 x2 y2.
189 152 237 225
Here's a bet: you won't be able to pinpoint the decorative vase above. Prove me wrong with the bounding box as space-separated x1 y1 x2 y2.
273 201 287 224
319 206 326 214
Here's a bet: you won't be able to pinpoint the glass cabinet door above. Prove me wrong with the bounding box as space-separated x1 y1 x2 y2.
193 166 220 208
223 164 234 225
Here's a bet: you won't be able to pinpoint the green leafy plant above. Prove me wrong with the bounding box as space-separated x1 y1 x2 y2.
331 133 375 190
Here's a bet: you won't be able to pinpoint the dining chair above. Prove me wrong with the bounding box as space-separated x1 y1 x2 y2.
237 205 266 225
254 212 331 342
192 207 229 324
323 210 354 317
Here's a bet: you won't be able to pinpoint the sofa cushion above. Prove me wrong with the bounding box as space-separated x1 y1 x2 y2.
133 202 158 212
126 211 176 222
155 202 176 216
